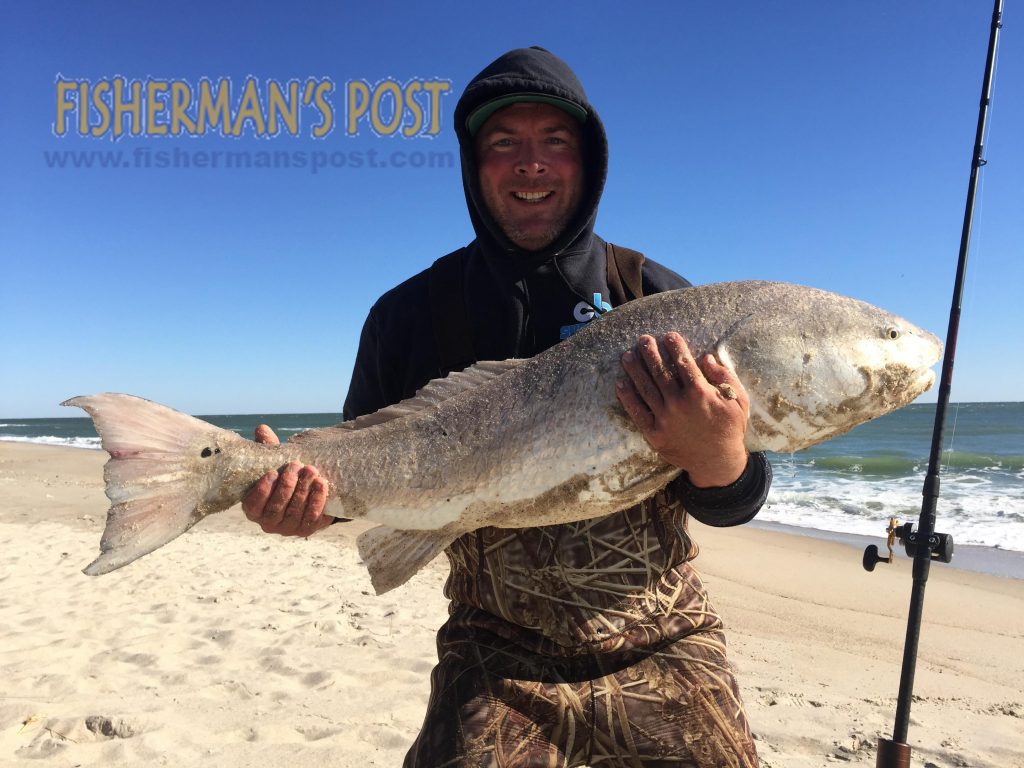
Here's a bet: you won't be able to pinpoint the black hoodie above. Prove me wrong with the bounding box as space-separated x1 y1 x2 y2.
453 46 608 268
344 47 695 416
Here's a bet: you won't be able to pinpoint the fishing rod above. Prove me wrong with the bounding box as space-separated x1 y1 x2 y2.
861 1 1004 765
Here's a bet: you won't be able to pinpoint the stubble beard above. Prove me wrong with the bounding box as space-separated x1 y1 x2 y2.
484 187 583 253
495 215 567 252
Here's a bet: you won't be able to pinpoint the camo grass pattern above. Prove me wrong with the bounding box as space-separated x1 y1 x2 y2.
405 487 758 766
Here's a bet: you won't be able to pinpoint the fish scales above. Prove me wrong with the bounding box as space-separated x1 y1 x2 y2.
64 281 941 592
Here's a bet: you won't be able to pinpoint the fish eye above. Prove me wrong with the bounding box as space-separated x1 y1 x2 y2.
883 326 902 341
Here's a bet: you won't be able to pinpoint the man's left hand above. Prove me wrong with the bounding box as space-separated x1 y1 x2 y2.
242 424 333 537
616 332 749 488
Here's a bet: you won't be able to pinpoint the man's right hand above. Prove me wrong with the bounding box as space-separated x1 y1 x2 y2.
242 424 333 537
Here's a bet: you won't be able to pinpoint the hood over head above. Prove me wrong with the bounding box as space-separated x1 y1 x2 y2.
454 47 608 269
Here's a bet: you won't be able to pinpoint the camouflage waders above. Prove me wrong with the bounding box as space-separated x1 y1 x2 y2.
404 486 759 767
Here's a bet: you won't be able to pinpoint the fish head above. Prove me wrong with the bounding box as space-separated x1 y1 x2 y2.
717 286 941 452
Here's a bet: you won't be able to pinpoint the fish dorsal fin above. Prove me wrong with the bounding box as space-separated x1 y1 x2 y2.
289 359 524 442
349 359 524 428
406 359 524 409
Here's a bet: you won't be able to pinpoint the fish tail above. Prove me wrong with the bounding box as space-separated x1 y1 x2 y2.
356 525 456 594
62 393 247 576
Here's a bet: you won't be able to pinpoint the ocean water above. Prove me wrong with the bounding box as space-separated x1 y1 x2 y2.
3 402 1021 552
761 402 1023 553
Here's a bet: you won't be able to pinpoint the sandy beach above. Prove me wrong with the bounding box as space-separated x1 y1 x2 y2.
1 441 1021 767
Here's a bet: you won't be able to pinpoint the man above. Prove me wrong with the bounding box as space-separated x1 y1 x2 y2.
244 47 770 767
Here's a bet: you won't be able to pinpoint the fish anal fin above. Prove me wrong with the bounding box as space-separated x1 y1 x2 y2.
355 525 456 594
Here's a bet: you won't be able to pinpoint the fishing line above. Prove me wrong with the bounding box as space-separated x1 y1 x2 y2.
942 28 1002 477
864 3 1003 764
943 406 961 477
942 165 983 474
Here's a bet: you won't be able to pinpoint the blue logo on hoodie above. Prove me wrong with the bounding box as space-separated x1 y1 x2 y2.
560 292 611 339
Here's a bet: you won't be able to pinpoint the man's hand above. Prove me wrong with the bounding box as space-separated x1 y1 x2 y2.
616 332 749 488
241 424 333 537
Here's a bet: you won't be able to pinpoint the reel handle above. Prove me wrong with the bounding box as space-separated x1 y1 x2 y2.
863 544 887 572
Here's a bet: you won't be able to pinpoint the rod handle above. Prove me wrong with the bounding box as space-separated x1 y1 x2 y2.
876 737 911 768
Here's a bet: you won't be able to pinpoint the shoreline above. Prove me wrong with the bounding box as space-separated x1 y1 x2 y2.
2 440 1022 767
9 438 1020 580
748 519 1024 581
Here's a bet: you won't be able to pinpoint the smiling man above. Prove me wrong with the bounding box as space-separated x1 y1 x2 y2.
244 47 770 767
474 101 585 252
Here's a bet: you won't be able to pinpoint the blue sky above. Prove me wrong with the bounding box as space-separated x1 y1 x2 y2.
2 1 1021 417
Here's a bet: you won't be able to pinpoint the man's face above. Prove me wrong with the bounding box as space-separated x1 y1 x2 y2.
475 102 584 252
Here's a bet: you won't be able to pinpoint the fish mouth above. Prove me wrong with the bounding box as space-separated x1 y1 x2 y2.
913 329 942 396
880 326 941 402
868 363 938 409
913 367 937 399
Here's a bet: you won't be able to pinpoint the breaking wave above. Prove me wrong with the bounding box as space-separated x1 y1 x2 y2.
0 435 102 450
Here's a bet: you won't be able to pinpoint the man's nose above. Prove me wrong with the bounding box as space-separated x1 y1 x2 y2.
514 143 546 175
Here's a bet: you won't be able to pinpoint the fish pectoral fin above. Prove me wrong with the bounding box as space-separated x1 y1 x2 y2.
355 525 456 595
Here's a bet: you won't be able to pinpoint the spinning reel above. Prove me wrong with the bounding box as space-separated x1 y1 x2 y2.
863 517 954 572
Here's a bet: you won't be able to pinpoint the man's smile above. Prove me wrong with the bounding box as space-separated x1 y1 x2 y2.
511 190 554 202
